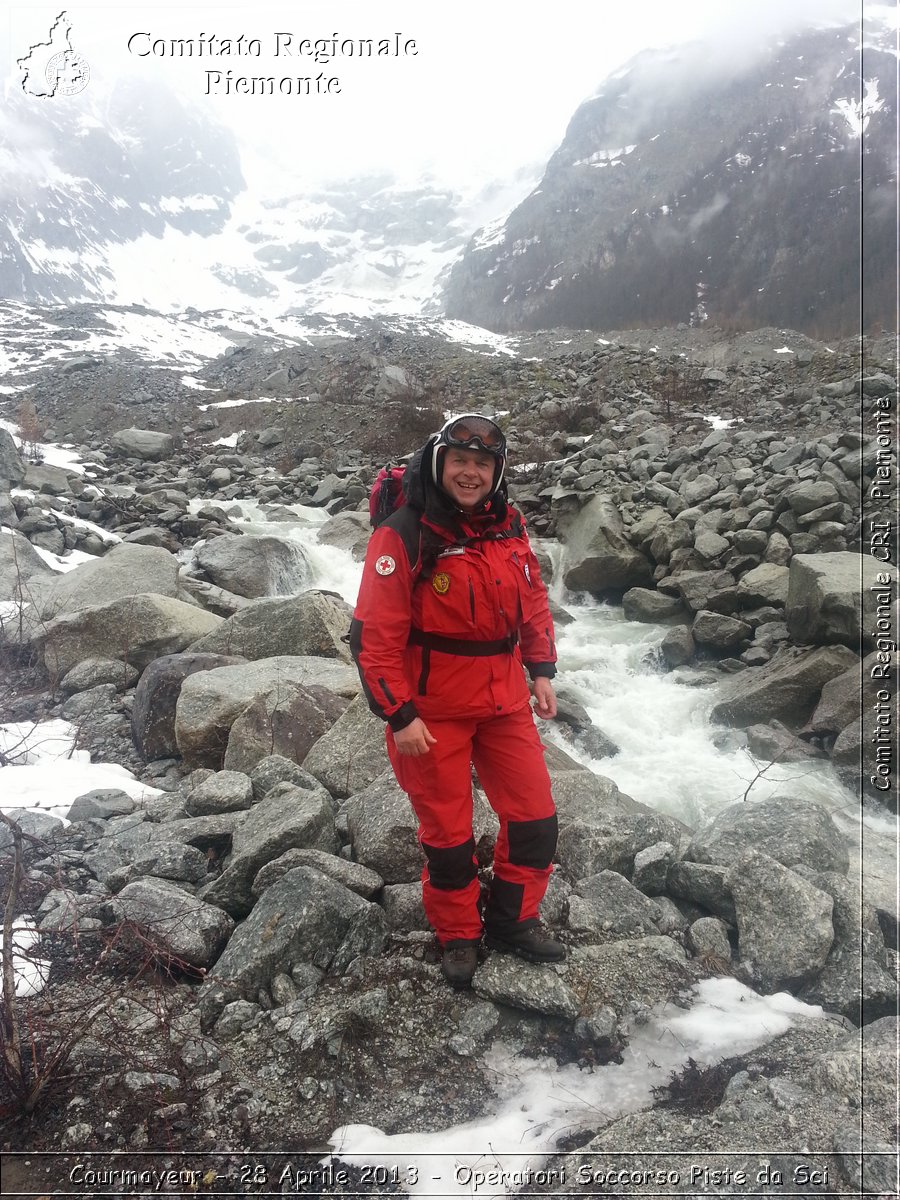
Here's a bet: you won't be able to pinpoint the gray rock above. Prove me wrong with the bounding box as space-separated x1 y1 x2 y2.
0 428 26 485
249 755 321 802
621 588 688 623
37 543 181 620
709 644 859 728
569 871 663 937
223 680 345 774
0 528 55 602
784 481 840 515
554 769 686 881
680 474 720 505
832 717 890 806
797 870 897 1024
131 652 248 761
474 955 578 1018
686 795 848 874
199 780 338 917
199 867 387 1022
110 428 175 461
649 520 693 564
194 534 311 599
190 591 352 662
60 683 118 720
345 773 422 884
302 694 389 799
691 610 752 649
130 842 210 885
174 656 357 769
661 569 736 613
686 916 732 962
786 552 898 651
727 852 833 991
36 593 221 678
562 495 653 593
565 937 696 1019
381 883 429 931
659 625 695 667
667 860 736 923
66 789 136 822
252 849 383 900
111 877 233 968
317 512 372 561
185 770 254 816
744 721 827 762
693 529 731 560
60 658 139 695
632 842 676 894
807 650 891 736
736 563 790 607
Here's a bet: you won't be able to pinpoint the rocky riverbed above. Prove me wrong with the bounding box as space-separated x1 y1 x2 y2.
0 313 896 1195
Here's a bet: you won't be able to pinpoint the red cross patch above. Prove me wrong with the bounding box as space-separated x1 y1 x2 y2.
375 555 396 576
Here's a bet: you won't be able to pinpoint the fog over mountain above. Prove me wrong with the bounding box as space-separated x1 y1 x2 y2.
0 10 894 335
444 17 897 338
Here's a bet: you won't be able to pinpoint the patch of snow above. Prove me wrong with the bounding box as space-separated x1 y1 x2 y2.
331 978 824 1199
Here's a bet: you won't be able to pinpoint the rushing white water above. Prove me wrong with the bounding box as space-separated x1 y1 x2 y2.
547 598 858 830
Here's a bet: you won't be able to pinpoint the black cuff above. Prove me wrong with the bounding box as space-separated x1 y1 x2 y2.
526 662 557 680
388 700 419 731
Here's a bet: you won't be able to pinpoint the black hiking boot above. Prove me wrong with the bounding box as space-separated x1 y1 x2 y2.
485 924 566 964
441 942 479 989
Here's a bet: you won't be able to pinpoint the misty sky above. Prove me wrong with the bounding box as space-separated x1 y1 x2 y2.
3 1 884 191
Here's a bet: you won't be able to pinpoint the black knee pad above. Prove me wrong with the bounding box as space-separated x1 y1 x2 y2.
422 837 477 890
507 814 558 870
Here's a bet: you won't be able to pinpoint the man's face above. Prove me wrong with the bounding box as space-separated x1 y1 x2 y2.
441 447 495 510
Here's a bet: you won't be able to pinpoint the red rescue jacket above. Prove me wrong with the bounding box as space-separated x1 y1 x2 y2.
350 500 556 731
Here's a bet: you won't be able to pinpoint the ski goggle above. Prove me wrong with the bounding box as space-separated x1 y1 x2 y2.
439 415 506 456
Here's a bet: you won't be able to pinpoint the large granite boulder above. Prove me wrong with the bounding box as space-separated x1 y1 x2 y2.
709 644 859 729
0 428 26 485
193 535 311 599
199 779 338 917
562 495 653 593
302 694 389 799
785 553 897 651
316 511 371 560
686 796 849 874
344 772 422 884
190 591 352 662
110 878 233 968
131 652 247 761
0 528 55 603
174 656 357 769
727 852 834 991
110 428 175 461
36 593 222 677
199 867 388 1024
552 767 687 881
797 869 897 1024
223 680 347 773
37 543 180 620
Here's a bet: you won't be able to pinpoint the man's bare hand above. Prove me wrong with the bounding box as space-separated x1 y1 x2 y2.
531 677 557 719
393 717 437 756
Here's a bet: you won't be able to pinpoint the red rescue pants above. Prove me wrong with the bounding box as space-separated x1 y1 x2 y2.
387 705 558 945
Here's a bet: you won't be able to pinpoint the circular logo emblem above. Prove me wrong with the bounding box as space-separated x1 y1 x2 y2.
432 572 450 595
375 555 396 576
46 51 90 96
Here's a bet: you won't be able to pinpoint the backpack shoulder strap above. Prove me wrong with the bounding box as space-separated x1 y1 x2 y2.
383 504 423 572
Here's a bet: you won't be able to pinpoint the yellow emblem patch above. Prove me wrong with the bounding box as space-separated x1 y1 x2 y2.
432 572 451 595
